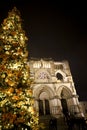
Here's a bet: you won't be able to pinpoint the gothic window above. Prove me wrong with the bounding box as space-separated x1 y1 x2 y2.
56 73 63 80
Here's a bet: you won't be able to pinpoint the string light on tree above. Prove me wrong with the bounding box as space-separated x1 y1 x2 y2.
0 7 44 130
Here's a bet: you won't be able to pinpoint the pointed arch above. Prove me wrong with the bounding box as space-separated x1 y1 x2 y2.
33 85 55 99
55 70 66 79
56 85 72 98
56 85 77 115
33 85 54 115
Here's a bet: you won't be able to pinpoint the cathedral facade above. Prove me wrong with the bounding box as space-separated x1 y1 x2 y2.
29 58 83 118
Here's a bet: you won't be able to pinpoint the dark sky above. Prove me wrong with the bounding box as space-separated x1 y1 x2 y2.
0 0 87 101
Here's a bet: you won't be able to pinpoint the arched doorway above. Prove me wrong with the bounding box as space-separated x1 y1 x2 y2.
38 92 50 116
45 99 50 115
61 89 68 116
39 99 44 116
60 87 73 116
61 98 68 116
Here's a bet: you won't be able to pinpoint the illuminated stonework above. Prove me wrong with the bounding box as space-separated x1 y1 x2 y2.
29 58 84 118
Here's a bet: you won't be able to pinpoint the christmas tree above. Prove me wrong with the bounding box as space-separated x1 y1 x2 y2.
0 7 39 130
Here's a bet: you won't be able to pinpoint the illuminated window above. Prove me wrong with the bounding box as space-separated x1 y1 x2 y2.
55 64 63 70
43 63 51 68
33 63 41 68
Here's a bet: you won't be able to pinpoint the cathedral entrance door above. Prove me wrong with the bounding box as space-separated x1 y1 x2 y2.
61 98 68 115
45 99 50 115
39 100 44 116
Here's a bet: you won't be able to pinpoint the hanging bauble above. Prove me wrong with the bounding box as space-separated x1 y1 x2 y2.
1 73 6 78
5 51 10 55
5 78 9 83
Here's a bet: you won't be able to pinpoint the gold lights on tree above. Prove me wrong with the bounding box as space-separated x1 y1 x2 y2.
0 7 29 88
0 7 42 130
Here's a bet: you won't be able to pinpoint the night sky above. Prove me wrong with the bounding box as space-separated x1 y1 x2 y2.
0 0 87 101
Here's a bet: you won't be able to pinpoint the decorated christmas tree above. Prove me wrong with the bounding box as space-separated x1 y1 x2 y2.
0 7 39 130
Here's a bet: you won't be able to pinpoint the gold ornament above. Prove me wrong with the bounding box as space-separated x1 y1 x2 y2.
5 51 10 55
26 89 33 97
22 79 26 83
1 73 6 78
28 106 34 114
7 79 15 87
5 78 9 83
7 87 14 93
12 95 19 100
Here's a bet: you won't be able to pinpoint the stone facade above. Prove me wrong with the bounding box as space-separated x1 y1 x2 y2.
29 58 84 118
80 101 87 118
